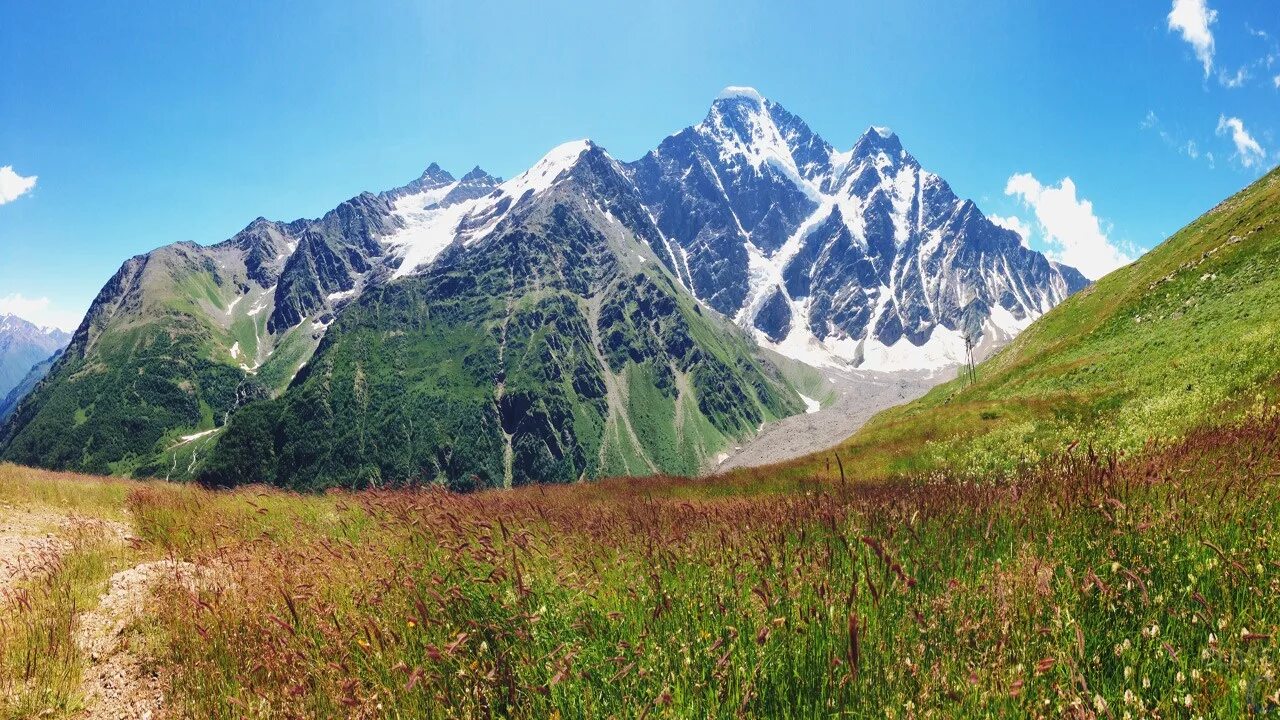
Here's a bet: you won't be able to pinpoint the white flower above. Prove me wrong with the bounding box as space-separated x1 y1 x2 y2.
1184 693 1193 707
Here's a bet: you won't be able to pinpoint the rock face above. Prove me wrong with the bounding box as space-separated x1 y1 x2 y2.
2 87 1088 484
626 88 1089 370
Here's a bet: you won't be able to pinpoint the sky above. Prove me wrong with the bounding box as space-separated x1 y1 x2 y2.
1 0 1277 330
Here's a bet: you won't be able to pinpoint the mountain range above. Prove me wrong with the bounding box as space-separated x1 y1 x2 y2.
0 315 70 421
0 88 1088 486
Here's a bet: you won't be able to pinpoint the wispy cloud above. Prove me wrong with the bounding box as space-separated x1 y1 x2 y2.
1217 66 1249 88
1167 0 1217 77
1216 115 1267 168
1004 174 1134 281
0 166 38 205
1142 111 1209 164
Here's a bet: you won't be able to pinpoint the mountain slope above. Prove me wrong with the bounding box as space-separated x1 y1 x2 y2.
627 88 1088 370
0 315 69 402
202 143 800 489
0 349 62 422
765 166 1280 482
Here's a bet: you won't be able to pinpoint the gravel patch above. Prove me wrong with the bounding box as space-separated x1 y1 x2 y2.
710 367 951 473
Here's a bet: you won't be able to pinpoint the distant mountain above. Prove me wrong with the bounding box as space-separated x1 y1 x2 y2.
0 314 69 402
0 348 63 422
627 87 1088 370
2 88 1087 485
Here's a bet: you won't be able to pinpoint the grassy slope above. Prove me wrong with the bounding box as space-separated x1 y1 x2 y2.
758 167 1280 484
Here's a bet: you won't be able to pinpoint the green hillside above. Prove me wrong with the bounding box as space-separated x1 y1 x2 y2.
0 242 316 478
771 167 1280 483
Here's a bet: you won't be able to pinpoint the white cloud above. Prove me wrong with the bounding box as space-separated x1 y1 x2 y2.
1273 74 1280 88
0 166 38 205
988 214 1032 247
0 294 82 332
1004 173 1133 280
1167 0 1217 77
1215 115 1267 168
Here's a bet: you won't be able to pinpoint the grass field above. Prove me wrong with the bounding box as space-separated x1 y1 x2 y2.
2 391 1278 717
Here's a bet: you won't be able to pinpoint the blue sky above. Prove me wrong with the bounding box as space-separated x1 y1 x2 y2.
1 0 1276 329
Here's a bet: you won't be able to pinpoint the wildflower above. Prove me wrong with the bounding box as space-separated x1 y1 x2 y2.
1176 672 1185 683
1142 676 1150 689
1093 694 1108 712
1124 689 1135 706
406 619 417 629
1183 693 1193 707
1124 666 1134 680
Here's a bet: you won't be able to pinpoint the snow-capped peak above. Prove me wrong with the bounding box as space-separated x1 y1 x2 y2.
495 139 592 200
384 140 598 278
715 86 766 104
870 125 894 139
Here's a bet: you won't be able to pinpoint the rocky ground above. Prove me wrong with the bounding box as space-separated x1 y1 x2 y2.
710 366 951 473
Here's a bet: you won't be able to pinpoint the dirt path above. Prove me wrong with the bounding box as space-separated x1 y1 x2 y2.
709 367 950 473
0 502 185 719
75 560 205 720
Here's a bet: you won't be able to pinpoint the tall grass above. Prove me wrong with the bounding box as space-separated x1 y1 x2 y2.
0 519 130 719
120 407 1280 718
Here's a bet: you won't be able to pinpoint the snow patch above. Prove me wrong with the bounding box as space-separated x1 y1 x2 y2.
799 393 821 414
228 342 240 360
172 428 218 446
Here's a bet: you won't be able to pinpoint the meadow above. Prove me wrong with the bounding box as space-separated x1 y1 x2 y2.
3 396 1278 718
